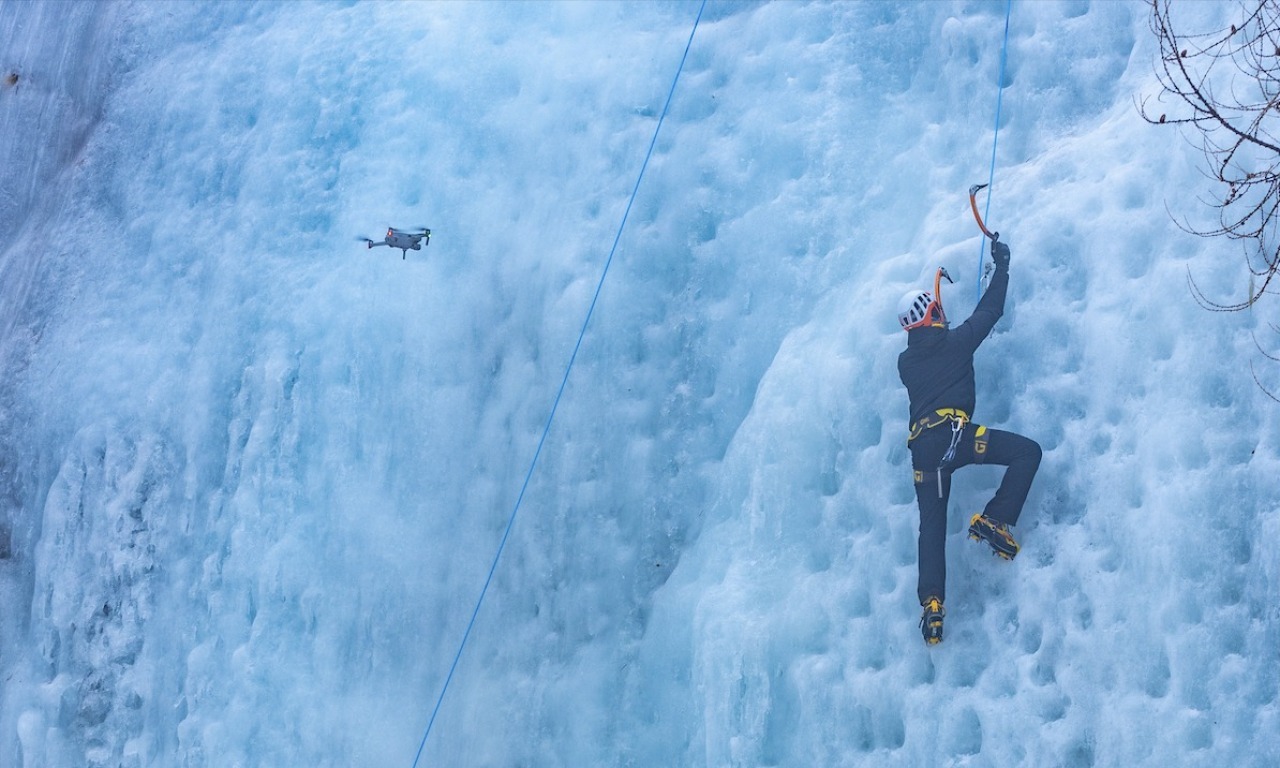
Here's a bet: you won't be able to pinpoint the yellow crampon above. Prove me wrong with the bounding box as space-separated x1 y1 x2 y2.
968 513 1019 560
920 596 945 645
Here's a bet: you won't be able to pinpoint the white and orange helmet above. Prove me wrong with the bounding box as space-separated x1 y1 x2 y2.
897 267 953 331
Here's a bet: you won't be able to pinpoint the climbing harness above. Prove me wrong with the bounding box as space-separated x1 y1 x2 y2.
909 410 990 498
973 424 989 459
409 3 708 766
909 408 969 498
908 407 970 442
974 0 1014 302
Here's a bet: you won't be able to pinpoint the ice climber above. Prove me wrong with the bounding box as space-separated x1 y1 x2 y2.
896 238 1041 645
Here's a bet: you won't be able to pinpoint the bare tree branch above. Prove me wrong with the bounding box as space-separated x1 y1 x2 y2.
1143 0 1280 311
1250 359 1280 401
1145 1 1280 400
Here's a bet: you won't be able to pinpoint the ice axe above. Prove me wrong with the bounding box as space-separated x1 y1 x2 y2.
968 183 999 243
933 266 954 325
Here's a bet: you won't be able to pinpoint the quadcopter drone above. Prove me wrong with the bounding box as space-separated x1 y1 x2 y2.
361 227 431 259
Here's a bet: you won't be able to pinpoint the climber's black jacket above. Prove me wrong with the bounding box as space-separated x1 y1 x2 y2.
897 264 1008 427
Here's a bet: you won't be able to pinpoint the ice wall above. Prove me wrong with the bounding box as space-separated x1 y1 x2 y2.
0 1 1276 766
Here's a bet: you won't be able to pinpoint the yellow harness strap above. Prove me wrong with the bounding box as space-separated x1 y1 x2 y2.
909 413 988 498
908 408 970 442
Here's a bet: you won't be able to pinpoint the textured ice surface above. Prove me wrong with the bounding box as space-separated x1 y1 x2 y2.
0 1 1276 766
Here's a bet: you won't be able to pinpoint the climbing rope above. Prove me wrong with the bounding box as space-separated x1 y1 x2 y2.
976 0 1013 302
409 3 707 765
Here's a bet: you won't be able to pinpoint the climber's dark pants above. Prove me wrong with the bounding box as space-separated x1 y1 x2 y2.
910 422 1041 604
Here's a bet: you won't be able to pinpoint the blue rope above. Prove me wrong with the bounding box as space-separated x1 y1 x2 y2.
976 0 1013 303
409 2 707 765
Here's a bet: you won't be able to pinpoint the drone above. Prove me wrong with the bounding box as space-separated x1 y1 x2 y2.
361 227 431 259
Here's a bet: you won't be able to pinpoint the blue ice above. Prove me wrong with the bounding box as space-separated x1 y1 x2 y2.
0 1 1276 766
